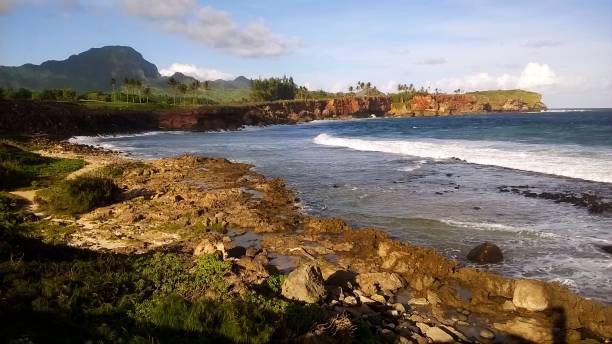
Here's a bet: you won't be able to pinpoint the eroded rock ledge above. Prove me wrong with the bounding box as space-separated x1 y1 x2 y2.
40 150 610 343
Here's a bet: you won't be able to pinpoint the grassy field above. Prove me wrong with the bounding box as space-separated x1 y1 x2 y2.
467 89 543 107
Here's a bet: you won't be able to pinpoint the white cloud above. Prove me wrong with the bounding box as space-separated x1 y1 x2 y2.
159 63 232 81
120 1 298 58
429 62 559 92
516 62 557 88
121 0 195 19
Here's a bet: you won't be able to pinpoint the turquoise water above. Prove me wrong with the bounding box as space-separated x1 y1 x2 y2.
73 109 612 302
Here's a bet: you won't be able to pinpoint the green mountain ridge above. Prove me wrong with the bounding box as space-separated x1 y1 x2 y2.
0 46 250 93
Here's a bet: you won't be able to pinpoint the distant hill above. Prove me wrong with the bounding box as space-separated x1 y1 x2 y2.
0 46 250 93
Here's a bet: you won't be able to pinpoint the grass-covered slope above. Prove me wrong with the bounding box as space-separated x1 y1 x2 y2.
467 89 544 109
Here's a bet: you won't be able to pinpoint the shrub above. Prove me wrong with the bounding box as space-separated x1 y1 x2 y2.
39 176 121 214
266 274 286 294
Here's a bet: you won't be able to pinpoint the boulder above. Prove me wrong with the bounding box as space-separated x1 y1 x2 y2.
467 242 503 263
355 272 404 296
193 237 225 257
512 280 549 311
416 323 454 343
281 262 327 303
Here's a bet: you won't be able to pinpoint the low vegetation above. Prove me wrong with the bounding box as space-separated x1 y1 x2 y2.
467 89 543 107
37 175 121 214
0 143 84 190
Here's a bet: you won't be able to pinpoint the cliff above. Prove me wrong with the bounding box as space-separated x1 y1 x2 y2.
389 90 546 116
159 96 392 131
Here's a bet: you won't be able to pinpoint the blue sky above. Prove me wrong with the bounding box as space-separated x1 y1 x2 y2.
1 0 611 107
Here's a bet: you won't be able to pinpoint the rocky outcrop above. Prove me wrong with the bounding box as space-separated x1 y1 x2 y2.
158 96 392 131
281 262 327 303
466 242 503 263
389 91 546 116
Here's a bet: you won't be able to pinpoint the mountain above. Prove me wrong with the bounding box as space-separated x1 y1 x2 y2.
0 46 250 93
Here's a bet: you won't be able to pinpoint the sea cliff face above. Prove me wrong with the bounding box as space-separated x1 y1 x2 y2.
159 96 392 131
389 91 547 116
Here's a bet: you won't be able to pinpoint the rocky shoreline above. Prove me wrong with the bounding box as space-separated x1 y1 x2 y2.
1 92 546 137
12 140 610 343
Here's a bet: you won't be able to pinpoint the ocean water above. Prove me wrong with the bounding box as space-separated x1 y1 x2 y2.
72 110 612 302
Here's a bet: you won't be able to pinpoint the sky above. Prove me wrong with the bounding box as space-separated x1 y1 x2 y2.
1 0 611 107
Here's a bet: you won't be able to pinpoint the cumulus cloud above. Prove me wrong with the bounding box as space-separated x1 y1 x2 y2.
159 63 232 81
120 0 297 58
430 62 559 92
417 57 447 65
522 40 562 49
121 0 194 19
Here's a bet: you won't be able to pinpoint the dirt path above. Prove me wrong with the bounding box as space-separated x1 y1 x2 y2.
9 189 41 212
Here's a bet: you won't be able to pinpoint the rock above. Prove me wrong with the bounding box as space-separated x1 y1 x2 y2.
388 309 399 317
354 289 375 304
493 317 552 343
392 303 406 313
226 245 246 258
371 294 387 304
426 290 441 306
395 336 411 344
281 262 326 303
467 242 503 263
356 272 404 296
380 328 396 343
416 323 454 343
245 247 259 257
512 280 549 311
343 295 358 306
502 300 516 311
599 245 612 255
409 298 428 306
193 237 225 257
479 329 495 339
174 195 184 203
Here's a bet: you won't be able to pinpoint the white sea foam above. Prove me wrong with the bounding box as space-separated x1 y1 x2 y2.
439 219 560 238
313 133 612 183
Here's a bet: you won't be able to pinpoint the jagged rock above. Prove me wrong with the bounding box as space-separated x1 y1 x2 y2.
493 317 552 343
226 246 246 258
356 272 404 296
281 262 326 303
371 294 387 304
502 300 516 311
513 280 549 311
343 295 358 306
416 323 454 343
467 242 503 263
395 336 411 344
392 303 406 313
408 298 428 306
193 237 225 256
426 290 441 306
380 328 396 343
479 329 495 339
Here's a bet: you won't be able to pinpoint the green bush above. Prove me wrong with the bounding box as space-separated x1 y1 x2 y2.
38 176 121 214
266 273 286 294
0 143 84 190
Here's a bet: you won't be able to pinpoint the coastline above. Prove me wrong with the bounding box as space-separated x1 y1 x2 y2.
2 137 610 343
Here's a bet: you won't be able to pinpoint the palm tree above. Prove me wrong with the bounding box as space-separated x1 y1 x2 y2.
189 80 201 105
178 83 188 105
110 78 116 102
349 86 354 92
143 87 151 103
167 77 178 105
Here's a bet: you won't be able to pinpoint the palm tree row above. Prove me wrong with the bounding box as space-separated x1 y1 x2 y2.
167 77 209 105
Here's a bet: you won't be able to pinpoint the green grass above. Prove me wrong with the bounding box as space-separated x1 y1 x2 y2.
0 191 331 343
0 143 84 190
37 175 121 215
467 89 542 107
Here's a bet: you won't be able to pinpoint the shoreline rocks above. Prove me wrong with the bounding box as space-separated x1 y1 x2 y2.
466 242 503 264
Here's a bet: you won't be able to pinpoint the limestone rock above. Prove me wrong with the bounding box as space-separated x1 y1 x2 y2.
416 323 454 343
512 280 549 311
467 242 503 263
494 317 552 343
281 262 326 303
356 272 404 296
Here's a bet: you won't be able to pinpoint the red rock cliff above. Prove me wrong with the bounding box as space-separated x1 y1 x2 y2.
159 96 392 131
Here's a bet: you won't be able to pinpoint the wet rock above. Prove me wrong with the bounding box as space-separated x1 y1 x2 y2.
226 246 246 258
479 328 495 339
467 242 503 263
599 245 612 255
512 280 549 311
356 272 404 296
416 323 454 343
281 262 327 303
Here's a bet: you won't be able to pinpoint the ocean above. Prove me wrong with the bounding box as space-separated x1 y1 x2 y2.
72 109 612 302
